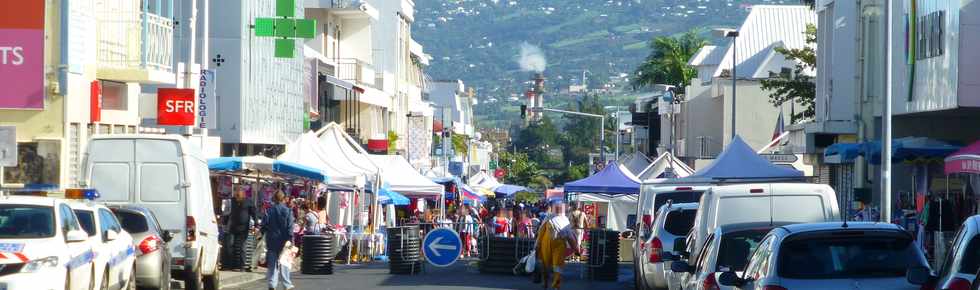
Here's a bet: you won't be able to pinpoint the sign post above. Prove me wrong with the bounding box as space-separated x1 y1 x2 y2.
422 227 462 267
0 126 17 196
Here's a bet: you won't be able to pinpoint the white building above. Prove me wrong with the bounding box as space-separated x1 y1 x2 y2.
1 0 175 188
679 5 815 160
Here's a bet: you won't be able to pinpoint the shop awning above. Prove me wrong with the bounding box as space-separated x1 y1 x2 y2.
864 137 960 164
564 162 641 195
824 143 864 164
378 186 410 206
945 140 980 174
207 156 329 183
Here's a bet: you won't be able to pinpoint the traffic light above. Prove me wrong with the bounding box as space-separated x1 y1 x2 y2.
520 104 527 119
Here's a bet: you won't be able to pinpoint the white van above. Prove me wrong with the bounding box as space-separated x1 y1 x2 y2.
684 183 841 260
82 135 221 290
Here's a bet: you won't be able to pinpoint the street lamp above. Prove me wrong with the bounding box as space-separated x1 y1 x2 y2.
714 28 739 139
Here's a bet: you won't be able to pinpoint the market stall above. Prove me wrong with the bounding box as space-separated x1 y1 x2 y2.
637 152 695 181
665 136 804 184
564 162 642 232
620 151 653 177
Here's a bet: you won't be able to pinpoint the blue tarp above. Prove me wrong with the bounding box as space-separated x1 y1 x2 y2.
824 137 961 164
378 186 410 205
207 156 329 183
493 184 530 198
564 162 641 194
667 136 803 183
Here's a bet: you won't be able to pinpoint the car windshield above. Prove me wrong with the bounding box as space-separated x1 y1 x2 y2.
0 205 55 238
663 209 697 236
114 210 149 234
653 191 703 212
959 236 979 274
73 210 97 236
716 229 769 272
777 233 917 279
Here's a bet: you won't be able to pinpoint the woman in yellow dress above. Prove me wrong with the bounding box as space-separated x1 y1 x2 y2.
535 199 578 290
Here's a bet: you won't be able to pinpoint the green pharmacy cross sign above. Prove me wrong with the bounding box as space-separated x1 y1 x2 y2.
253 0 315 58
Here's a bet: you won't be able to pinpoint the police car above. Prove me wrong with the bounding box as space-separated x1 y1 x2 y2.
0 194 95 290
63 189 136 290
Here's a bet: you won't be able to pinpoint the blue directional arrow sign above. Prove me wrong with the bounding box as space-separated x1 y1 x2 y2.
422 227 462 267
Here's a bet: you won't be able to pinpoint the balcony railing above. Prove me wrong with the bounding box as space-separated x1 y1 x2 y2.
336 58 375 87
305 0 363 9
97 10 174 77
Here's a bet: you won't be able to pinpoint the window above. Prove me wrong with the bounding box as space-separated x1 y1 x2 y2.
716 229 770 272
100 80 127 110
958 236 980 275
745 236 773 279
59 204 81 233
2 141 61 185
777 234 917 279
74 209 97 237
114 210 150 234
0 205 55 238
663 209 697 236
652 191 704 214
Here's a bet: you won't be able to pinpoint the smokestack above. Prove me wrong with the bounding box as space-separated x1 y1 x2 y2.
525 73 546 122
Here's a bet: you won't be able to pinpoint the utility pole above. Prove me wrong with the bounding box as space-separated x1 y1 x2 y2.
181 0 198 136
882 0 893 223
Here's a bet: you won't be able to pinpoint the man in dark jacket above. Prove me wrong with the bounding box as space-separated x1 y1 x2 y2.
262 191 295 290
225 190 256 271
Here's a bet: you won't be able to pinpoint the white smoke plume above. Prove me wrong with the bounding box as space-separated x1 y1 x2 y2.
517 42 547 72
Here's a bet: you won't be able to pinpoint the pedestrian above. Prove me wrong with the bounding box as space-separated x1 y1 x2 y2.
569 203 588 257
262 191 295 290
302 203 322 234
494 208 511 238
517 210 534 239
535 199 577 290
459 206 477 258
316 196 331 229
226 190 257 271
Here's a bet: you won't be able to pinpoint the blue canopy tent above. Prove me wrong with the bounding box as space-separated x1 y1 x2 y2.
564 162 641 194
377 186 410 206
493 184 530 198
662 136 804 184
208 156 329 182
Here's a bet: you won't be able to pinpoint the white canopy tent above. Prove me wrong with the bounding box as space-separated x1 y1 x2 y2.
571 193 639 232
278 132 367 189
368 154 444 197
315 123 383 180
638 152 695 181
467 171 501 190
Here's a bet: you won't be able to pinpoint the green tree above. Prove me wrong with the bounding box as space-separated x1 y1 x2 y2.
451 134 468 156
497 151 543 186
387 131 399 154
632 29 708 94
527 175 553 193
760 24 816 122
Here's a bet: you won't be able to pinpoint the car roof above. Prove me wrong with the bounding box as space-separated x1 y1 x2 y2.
0 195 58 207
777 221 903 233
109 205 153 215
64 199 109 211
716 222 794 234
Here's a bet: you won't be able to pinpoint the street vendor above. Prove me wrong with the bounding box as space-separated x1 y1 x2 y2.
535 199 578 290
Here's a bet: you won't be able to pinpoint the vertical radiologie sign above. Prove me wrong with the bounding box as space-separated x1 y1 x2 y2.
198 70 217 128
0 1 45 109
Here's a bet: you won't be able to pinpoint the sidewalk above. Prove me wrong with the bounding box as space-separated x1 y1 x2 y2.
219 270 265 289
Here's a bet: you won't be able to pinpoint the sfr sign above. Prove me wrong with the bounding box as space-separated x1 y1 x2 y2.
157 88 196 126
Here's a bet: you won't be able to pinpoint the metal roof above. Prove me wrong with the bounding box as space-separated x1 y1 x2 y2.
712 5 817 78
688 45 725 66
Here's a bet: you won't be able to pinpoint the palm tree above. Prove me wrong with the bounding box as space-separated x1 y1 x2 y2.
631 29 708 94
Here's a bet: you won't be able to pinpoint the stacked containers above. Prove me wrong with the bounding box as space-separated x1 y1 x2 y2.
388 226 424 274
586 229 619 281
301 235 334 275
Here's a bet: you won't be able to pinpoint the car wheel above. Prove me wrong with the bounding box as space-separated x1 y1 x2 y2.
202 267 220 290
184 263 203 290
100 270 109 290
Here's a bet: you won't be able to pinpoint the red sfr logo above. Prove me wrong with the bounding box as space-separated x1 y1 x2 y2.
157 88 196 126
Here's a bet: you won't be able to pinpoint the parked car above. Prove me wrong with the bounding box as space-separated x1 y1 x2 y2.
668 222 791 290
0 195 94 290
65 192 136 290
685 183 841 259
716 222 931 290
934 215 980 290
82 134 221 290
112 205 174 290
636 202 699 290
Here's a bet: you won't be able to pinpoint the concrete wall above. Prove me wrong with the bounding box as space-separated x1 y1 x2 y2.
816 0 859 123
718 80 795 151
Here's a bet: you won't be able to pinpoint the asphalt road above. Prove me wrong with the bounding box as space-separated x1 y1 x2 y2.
227 259 633 290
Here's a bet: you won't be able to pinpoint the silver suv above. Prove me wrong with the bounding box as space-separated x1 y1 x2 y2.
636 202 698 290
934 215 979 290
717 222 931 290
668 222 791 290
